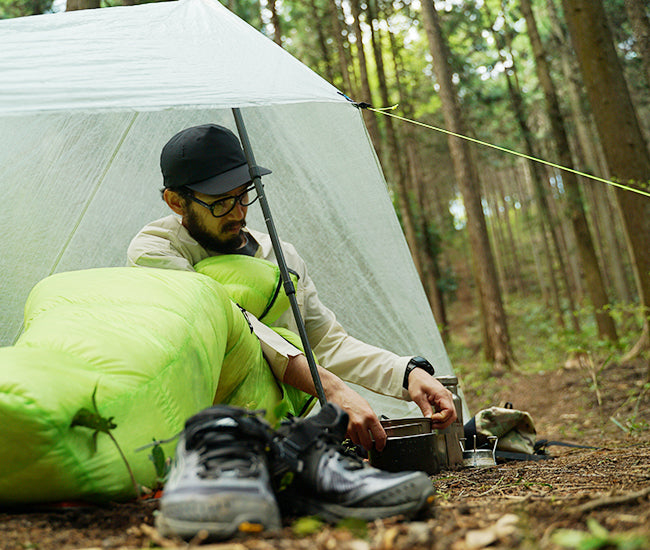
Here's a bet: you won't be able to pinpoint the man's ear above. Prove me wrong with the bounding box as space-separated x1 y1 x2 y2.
163 188 186 216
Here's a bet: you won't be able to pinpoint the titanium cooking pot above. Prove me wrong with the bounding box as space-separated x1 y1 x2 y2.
368 418 448 475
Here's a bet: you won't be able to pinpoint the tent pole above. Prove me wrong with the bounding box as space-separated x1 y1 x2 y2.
232 108 327 406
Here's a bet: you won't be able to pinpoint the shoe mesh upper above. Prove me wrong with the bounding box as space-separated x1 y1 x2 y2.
184 407 273 480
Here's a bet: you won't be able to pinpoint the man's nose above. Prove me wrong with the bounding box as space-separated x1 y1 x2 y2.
229 201 246 218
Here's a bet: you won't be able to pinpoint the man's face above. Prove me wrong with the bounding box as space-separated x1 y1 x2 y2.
182 184 249 253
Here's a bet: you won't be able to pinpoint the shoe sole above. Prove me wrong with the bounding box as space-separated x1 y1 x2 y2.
287 483 435 523
156 497 282 540
156 511 282 540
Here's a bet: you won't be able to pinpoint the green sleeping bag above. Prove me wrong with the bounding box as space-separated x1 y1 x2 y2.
194 254 298 325
0 259 309 505
195 254 313 421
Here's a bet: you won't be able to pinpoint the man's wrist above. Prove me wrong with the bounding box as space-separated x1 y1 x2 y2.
402 356 435 390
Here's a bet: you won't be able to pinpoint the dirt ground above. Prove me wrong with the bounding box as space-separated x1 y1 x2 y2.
1 354 648 550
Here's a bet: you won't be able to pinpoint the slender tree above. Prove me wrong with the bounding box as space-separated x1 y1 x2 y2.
546 0 635 306
328 0 356 96
267 0 283 46
623 0 650 87
66 0 100 10
521 0 618 342
302 0 336 85
349 0 382 154
562 0 650 357
382 5 450 333
421 0 513 367
487 2 576 329
364 0 423 276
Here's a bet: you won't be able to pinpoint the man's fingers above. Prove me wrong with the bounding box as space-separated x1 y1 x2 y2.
348 420 385 451
430 409 449 422
369 421 387 452
431 408 455 429
359 429 373 451
413 393 434 418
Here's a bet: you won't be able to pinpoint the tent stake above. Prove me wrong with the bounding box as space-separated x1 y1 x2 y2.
232 108 327 406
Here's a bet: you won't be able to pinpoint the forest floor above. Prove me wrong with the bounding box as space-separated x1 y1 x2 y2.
1 292 649 549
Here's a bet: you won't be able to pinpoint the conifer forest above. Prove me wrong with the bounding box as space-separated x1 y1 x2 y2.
1 1 649 549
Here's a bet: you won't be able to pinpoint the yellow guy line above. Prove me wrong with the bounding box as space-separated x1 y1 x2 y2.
369 106 650 198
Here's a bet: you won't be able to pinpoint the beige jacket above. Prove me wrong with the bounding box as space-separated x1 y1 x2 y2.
127 215 411 398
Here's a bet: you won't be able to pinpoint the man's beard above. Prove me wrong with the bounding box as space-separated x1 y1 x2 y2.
184 208 246 254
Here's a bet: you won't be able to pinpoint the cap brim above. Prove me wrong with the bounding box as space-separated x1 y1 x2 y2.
186 163 272 195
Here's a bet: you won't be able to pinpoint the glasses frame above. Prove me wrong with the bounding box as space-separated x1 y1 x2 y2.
184 184 259 218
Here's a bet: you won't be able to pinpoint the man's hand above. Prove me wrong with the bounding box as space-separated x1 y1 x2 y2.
283 354 386 451
323 379 387 452
407 369 457 429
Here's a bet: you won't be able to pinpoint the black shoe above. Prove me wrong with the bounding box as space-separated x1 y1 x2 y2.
271 403 434 522
156 406 282 540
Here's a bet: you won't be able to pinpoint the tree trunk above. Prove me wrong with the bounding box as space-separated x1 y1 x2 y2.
366 0 422 277
624 0 650 87
497 175 525 297
546 0 635 306
484 175 508 301
66 0 100 10
383 9 450 333
349 0 382 155
521 0 618 342
267 0 283 46
516 166 552 309
562 0 650 355
308 0 336 85
421 1 513 367
545 163 585 305
328 0 355 97
487 2 574 329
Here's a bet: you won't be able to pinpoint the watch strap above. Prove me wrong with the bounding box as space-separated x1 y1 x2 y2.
403 356 435 390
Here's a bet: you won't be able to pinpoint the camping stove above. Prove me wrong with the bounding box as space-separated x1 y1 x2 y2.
461 435 498 468
368 376 467 475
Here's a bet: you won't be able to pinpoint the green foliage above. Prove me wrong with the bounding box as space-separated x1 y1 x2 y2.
610 414 649 435
71 384 141 498
148 440 171 486
449 294 647 412
336 516 368 539
291 515 368 539
291 516 324 537
437 265 458 300
610 376 650 435
0 0 55 18
70 384 117 454
552 518 649 549
276 471 295 492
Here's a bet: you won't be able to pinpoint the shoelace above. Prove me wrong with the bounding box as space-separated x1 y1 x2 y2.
310 430 365 471
189 423 267 479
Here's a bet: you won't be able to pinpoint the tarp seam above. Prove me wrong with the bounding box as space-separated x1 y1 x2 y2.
11 112 140 345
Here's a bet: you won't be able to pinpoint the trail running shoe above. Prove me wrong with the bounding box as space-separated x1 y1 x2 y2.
271 403 435 523
156 406 281 540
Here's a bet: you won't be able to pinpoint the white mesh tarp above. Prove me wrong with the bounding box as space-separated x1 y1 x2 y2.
0 0 457 418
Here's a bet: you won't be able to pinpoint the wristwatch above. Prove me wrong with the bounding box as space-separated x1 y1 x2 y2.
403 356 435 390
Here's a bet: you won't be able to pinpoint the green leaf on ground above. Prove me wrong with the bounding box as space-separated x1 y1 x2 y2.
291 516 324 537
336 516 368 538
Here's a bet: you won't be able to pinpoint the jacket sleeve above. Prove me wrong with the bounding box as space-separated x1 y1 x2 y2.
290 253 411 400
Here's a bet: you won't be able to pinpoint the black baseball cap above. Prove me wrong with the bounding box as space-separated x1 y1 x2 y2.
160 124 271 195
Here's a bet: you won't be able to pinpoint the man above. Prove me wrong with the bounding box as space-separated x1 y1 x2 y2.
127 123 456 452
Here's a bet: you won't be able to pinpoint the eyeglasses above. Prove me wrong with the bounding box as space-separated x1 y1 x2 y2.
185 185 259 218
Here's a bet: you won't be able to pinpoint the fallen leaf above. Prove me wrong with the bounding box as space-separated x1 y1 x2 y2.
464 513 519 549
